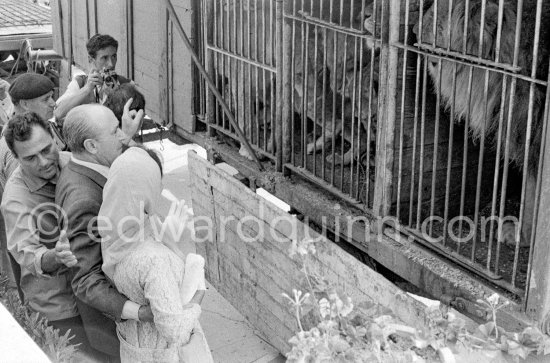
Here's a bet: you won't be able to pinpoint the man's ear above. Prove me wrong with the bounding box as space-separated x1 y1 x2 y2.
88 55 95 66
19 99 30 111
83 138 97 154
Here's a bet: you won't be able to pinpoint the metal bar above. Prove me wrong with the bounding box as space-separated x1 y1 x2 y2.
513 0 544 286
365 47 376 207
429 59 443 236
457 67 473 254
290 11 296 166
67 0 73 80
330 29 337 185
93 0 98 34
408 54 422 226
165 0 264 171
282 0 293 165
312 23 319 176
413 43 523 74
373 0 399 219
415 60 428 228
486 76 508 270
339 33 348 187
494 77 516 274
206 45 277 72
396 43 547 86
494 0 505 63
275 0 283 168
321 26 328 181
301 3 307 169
348 36 359 197
86 0 90 40
354 39 365 200
396 0 412 221
442 62 458 247
126 0 134 80
525 58 550 311
471 69 490 263
205 0 215 136
286 12 375 38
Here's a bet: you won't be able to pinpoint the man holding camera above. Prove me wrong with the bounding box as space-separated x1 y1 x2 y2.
55 34 131 121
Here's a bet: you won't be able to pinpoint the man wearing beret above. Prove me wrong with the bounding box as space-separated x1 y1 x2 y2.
0 73 64 299
55 34 131 121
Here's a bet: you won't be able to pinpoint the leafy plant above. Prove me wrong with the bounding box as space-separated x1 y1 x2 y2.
0 274 79 362
283 238 550 362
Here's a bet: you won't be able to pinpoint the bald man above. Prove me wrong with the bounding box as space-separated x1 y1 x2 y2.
55 104 149 359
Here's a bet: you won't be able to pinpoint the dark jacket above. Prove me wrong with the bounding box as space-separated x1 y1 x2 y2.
55 160 127 357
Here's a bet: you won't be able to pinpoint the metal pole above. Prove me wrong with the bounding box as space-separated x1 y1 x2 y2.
165 0 264 171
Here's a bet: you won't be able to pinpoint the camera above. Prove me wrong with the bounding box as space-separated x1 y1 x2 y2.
100 68 118 88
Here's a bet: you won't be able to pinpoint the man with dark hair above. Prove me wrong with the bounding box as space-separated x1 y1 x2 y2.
55 33 132 121
0 73 66 295
103 83 146 126
0 112 90 352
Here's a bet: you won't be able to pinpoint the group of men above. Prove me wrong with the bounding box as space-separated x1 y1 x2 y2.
0 34 152 361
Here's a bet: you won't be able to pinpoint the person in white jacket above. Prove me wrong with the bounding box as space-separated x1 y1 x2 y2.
98 146 213 362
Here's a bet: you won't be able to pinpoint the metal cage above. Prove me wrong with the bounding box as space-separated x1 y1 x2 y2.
196 0 550 311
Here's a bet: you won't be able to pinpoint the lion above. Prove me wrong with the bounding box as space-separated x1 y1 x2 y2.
413 0 549 246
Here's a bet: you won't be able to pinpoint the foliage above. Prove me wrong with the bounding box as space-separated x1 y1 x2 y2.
0 274 79 362
283 238 550 362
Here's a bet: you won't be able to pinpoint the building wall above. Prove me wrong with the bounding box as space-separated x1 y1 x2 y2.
51 0 194 129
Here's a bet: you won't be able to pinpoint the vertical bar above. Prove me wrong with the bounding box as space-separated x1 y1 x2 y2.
442 62 458 247
339 34 348 188
311 25 319 176
486 76 508 270
457 67 474 253
513 0 543 286
348 36 359 197
276 0 283 170
354 39 365 200
85 0 90 40
330 29 338 184
471 70 490 263
205 0 215 136
429 59 442 236
282 0 293 165
408 54 422 226
126 0 134 80
415 60 428 228
67 0 73 80
396 0 411 222
373 0 399 219
321 26 328 181
525 59 550 315
494 78 516 274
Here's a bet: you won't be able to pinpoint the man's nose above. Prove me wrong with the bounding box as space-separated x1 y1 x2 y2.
106 58 114 69
37 154 49 167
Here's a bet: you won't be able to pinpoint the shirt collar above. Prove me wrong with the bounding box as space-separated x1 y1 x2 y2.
71 156 110 178
21 165 59 193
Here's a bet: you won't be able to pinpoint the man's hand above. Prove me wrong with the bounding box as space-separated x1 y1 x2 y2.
121 97 144 140
85 70 103 90
138 305 154 322
55 230 77 268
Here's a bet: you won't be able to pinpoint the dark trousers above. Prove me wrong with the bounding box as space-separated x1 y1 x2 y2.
50 315 115 362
